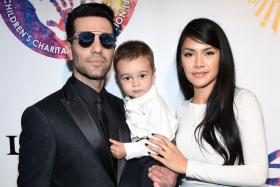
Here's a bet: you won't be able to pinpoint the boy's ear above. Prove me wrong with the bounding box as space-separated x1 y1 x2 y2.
114 73 126 98
66 42 73 60
114 72 121 86
114 73 119 84
152 68 156 82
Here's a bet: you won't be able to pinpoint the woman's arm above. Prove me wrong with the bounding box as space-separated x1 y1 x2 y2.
147 90 268 186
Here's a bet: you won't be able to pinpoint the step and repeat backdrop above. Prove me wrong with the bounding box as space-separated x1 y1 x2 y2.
0 0 279 186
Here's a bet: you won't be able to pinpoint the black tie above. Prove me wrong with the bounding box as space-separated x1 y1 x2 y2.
96 95 110 145
96 94 118 176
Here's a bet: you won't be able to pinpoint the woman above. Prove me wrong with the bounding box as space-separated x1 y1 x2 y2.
147 18 268 186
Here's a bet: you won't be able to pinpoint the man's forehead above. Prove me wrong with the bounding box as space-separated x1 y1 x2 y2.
74 16 113 33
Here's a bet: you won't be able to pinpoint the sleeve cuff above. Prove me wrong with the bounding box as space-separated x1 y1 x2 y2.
124 140 149 160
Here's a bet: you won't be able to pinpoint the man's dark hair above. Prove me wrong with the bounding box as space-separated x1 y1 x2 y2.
66 3 116 42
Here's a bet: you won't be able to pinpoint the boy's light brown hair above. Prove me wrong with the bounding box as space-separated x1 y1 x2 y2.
113 40 155 74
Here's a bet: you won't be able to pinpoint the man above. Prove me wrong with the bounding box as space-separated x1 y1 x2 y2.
17 3 130 187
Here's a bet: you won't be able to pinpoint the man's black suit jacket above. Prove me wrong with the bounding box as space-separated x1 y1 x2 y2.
17 78 131 187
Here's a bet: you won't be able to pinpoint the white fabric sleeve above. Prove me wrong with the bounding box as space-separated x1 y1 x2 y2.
123 139 150 160
185 90 268 186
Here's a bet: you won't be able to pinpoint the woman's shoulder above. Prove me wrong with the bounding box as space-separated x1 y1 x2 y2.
234 87 261 108
235 87 258 100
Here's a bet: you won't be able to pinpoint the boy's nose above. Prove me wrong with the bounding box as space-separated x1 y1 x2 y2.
132 78 140 86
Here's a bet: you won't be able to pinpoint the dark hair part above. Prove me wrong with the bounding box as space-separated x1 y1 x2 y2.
113 40 155 74
66 3 116 42
176 18 244 165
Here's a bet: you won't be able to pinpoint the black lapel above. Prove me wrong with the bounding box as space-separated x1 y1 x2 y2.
102 92 131 185
117 129 129 184
61 79 117 184
61 98 103 151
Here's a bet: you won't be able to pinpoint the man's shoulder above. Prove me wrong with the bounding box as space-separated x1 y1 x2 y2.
104 90 123 104
21 88 65 123
31 89 64 110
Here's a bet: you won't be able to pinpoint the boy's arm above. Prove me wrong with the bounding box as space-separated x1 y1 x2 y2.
123 139 150 160
109 139 126 159
110 138 150 160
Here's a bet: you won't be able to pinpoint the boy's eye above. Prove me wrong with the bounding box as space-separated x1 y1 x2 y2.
122 76 131 81
139 74 147 79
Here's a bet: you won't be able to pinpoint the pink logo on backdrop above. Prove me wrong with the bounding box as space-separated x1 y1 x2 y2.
0 0 137 59
266 150 280 186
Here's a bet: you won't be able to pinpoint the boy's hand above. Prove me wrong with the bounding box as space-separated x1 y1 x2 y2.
109 139 126 159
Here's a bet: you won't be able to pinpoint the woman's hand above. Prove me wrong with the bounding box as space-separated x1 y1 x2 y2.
148 165 178 187
146 134 188 174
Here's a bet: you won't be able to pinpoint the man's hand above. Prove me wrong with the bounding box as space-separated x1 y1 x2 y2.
109 139 126 159
148 165 178 187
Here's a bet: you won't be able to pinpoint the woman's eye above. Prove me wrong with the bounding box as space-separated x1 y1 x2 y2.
205 51 215 56
183 53 193 57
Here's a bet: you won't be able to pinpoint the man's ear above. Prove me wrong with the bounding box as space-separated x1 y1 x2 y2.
66 42 73 60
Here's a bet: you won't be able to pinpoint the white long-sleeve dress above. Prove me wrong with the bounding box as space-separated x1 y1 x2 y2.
176 88 268 187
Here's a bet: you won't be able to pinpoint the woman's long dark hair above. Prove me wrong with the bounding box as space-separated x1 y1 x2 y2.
176 18 244 165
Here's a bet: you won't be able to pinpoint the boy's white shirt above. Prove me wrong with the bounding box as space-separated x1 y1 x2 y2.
123 85 178 160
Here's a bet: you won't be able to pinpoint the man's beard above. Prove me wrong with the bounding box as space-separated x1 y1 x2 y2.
73 61 111 80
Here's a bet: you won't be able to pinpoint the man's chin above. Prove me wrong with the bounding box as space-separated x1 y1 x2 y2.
86 74 106 80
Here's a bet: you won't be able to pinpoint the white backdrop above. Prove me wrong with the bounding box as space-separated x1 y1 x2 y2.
0 0 279 186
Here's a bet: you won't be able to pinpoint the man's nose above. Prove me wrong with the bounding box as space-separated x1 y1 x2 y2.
90 37 102 54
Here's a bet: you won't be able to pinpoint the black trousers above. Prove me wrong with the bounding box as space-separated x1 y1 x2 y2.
119 157 162 187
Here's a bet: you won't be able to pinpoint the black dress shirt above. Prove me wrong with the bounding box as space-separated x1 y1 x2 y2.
69 76 118 174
